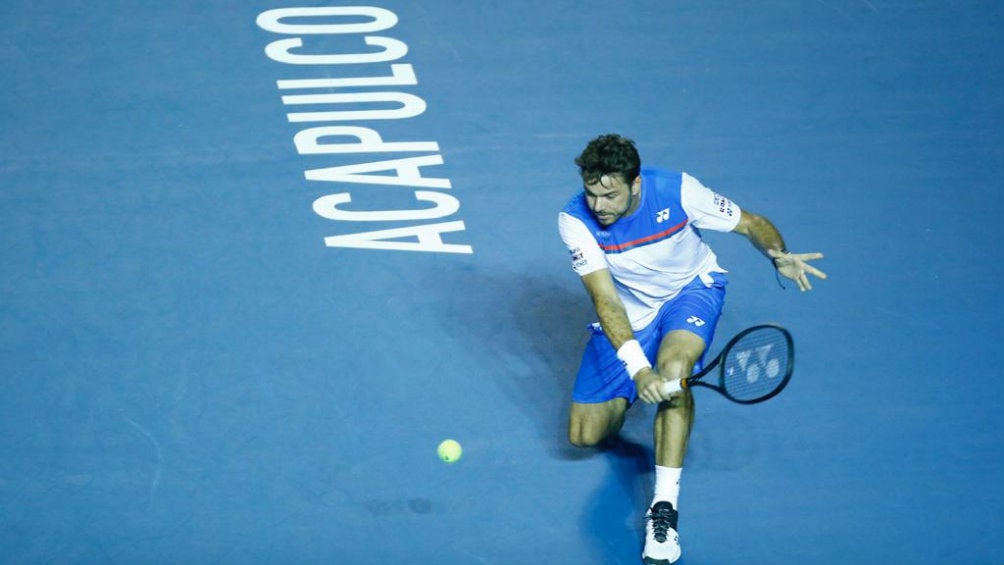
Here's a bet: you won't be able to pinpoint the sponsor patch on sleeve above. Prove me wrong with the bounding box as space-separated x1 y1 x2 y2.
569 247 588 269
713 193 735 217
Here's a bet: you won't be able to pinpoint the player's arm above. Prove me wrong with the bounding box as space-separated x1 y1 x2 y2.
580 269 668 404
580 269 635 350
732 209 828 291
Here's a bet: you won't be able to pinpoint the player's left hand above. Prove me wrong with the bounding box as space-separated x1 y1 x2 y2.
769 250 827 291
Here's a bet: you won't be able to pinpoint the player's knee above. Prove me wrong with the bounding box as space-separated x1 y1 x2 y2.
568 399 626 448
567 421 606 448
658 357 699 382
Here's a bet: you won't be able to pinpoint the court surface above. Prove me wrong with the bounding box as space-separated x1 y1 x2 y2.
2 2 1002 564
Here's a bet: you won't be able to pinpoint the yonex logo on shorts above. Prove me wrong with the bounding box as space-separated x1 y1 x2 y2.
656 208 670 223
686 316 705 327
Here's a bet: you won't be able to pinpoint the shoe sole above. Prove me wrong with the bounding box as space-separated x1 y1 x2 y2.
642 550 680 565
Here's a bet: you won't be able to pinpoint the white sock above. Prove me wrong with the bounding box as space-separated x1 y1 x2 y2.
653 465 682 509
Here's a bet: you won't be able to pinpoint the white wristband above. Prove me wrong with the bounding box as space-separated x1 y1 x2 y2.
616 339 652 380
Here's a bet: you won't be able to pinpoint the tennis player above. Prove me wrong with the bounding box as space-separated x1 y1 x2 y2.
558 134 826 564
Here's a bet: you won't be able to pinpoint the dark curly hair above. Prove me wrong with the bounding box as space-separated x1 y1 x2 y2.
574 134 641 186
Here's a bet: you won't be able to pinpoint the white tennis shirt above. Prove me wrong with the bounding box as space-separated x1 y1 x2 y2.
558 167 742 330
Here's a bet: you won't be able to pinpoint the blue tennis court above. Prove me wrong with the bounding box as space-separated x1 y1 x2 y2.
2 2 1002 564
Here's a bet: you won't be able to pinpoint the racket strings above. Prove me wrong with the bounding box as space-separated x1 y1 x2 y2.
720 328 791 402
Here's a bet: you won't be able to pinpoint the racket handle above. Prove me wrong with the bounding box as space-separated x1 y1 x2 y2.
662 378 686 396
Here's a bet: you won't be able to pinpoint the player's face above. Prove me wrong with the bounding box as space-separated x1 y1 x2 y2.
583 174 641 226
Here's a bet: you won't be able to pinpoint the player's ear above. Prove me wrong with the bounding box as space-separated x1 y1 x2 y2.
631 176 642 192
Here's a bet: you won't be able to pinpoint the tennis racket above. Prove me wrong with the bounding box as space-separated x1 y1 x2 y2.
661 324 794 404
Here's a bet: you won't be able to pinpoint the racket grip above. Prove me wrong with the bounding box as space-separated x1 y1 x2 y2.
661 378 685 396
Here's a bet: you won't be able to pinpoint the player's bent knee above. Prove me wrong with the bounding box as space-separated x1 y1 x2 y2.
568 431 604 448
568 399 627 447
567 420 607 448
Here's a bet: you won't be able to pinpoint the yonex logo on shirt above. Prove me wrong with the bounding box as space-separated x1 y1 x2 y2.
656 208 670 223
686 316 706 327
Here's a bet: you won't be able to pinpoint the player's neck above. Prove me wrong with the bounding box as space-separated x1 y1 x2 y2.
625 178 644 218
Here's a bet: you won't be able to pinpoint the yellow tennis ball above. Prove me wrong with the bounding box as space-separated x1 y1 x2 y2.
437 439 462 463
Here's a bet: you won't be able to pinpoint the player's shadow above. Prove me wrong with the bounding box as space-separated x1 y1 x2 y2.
435 263 661 561
432 262 592 456
581 435 654 564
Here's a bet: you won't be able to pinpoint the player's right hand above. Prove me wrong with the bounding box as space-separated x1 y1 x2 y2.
634 368 674 404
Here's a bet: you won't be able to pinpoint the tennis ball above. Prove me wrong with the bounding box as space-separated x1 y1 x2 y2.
437 439 462 463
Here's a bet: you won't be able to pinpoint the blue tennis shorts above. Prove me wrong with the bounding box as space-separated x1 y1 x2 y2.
571 272 727 404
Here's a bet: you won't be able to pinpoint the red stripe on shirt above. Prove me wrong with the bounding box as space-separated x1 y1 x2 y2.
598 219 688 252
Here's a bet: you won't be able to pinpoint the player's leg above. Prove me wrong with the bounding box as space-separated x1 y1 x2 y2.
568 398 628 447
651 273 725 467
643 275 725 565
653 331 703 465
642 331 704 565
567 323 641 448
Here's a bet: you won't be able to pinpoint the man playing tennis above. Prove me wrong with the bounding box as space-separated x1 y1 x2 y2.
558 134 826 564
